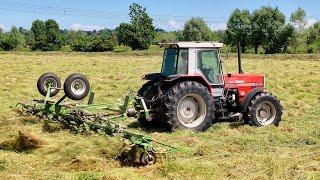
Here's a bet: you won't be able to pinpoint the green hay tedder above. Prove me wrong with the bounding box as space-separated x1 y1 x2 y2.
17 72 178 166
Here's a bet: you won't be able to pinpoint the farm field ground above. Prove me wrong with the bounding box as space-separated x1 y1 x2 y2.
0 51 319 179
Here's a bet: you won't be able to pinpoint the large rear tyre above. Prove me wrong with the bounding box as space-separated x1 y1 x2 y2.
247 93 282 126
64 73 90 100
137 81 160 127
37 72 61 97
163 81 215 131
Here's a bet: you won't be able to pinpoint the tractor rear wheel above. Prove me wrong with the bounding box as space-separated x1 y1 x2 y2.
137 81 160 127
163 81 215 131
247 93 282 126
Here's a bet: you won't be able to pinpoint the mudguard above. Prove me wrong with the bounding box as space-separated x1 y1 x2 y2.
143 73 162 81
240 88 264 112
164 74 212 94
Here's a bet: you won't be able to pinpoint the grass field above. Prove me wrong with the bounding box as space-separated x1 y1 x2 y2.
0 51 319 179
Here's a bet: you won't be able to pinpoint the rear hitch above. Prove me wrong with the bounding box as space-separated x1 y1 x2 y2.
127 108 137 117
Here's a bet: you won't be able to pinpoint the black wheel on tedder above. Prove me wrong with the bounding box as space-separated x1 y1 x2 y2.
247 93 282 126
140 151 156 166
137 81 161 127
37 72 61 97
64 73 90 100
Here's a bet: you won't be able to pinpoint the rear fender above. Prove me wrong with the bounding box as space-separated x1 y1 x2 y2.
143 73 162 81
240 88 264 112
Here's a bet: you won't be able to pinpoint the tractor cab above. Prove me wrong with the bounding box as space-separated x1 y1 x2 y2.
160 42 225 97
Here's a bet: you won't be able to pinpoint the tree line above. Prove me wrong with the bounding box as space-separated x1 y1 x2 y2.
0 4 319 53
225 7 319 53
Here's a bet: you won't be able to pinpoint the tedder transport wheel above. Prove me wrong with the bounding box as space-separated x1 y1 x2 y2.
163 81 215 131
64 73 90 100
140 151 156 166
247 93 282 126
137 81 160 127
37 72 61 97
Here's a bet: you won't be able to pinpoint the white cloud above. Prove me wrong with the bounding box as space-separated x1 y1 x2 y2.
167 20 184 30
109 24 118 30
157 19 227 32
0 23 4 30
70 23 106 31
210 22 227 31
156 19 184 31
306 18 317 28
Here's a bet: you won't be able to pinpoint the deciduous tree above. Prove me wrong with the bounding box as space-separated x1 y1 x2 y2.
44 19 62 51
226 9 251 53
182 17 211 41
31 20 46 50
290 7 307 31
116 3 155 50
251 6 292 54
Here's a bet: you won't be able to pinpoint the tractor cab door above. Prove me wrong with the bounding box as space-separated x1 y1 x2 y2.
161 48 189 76
196 49 225 97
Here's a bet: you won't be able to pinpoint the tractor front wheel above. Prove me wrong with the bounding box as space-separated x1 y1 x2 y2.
163 81 215 131
247 93 282 126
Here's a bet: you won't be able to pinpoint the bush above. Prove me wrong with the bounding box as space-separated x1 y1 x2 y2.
0 26 25 51
71 35 116 52
155 32 178 43
307 41 320 53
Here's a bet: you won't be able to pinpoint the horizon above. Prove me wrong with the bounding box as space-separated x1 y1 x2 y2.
0 0 319 32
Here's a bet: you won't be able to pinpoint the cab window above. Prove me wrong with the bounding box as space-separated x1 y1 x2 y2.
197 49 222 84
161 48 178 76
177 49 188 74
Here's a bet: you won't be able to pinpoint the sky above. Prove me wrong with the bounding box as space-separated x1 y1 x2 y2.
0 0 319 32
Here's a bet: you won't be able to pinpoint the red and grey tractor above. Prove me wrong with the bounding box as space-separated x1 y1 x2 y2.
128 42 282 131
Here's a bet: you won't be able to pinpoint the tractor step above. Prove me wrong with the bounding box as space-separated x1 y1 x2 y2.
219 113 243 122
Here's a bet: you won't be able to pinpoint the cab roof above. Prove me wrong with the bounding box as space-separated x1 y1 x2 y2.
160 42 223 48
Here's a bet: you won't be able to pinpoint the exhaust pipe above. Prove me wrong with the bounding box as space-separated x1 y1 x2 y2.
237 41 243 74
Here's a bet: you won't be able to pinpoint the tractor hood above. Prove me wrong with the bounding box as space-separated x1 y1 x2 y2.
224 74 265 89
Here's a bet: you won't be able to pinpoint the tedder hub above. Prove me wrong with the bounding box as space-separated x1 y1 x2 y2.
129 42 283 131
